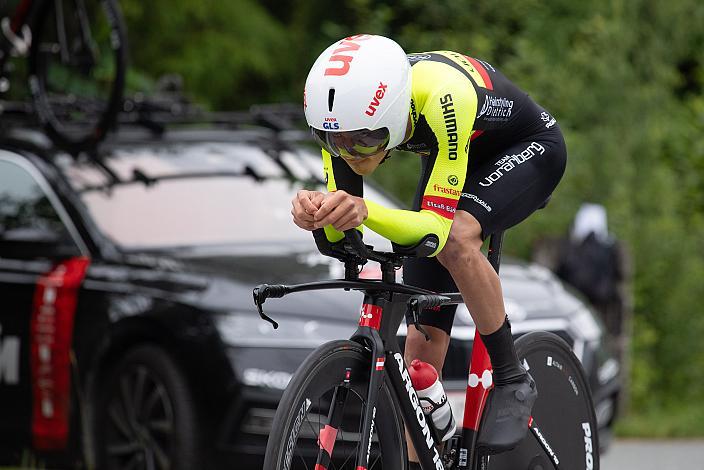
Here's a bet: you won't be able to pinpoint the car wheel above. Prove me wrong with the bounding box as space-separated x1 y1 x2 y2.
95 344 201 470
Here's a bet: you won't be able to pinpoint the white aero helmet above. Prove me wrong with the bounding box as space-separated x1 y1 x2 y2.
304 34 411 159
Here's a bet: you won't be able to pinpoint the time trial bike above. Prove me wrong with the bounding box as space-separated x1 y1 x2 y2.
254 229 599 470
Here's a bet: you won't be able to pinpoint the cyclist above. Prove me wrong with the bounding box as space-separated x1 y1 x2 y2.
292 34 566 465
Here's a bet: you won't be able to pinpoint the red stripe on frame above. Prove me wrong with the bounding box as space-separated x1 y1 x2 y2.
30 257 90 450
359 304 382 330
470 129 484 141
318 424 338 456
466 56 494 90
422 195 458 220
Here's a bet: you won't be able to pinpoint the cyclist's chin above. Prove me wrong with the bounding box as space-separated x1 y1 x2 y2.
351 165 378 176
343 155 383 175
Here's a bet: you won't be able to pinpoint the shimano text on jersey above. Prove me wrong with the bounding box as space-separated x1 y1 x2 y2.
440 93 458 160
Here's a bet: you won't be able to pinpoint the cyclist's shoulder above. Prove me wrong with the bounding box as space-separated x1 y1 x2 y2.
401 53 479 150
408 51 482 104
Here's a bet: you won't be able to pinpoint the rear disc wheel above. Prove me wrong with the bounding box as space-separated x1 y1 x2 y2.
487 331 599 470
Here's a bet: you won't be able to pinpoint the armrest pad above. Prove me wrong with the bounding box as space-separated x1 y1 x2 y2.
391 234 440 258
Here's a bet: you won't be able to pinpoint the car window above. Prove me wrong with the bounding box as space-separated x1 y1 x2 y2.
80 176 394 250
64 144 396 250
0 157 72 243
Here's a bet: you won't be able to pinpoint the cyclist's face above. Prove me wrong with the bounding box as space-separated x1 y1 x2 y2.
342 150 388 175
339 117 412 175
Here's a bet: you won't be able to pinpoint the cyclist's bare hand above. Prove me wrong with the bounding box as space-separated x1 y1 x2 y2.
314 190 368 231
292 190 325 231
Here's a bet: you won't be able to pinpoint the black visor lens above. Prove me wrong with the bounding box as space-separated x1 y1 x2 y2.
311 127 390 159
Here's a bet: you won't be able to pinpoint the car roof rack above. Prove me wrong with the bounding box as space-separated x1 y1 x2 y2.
1 81 323 187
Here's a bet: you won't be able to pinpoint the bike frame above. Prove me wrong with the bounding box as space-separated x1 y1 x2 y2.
349 291 492 470
255 231 563 470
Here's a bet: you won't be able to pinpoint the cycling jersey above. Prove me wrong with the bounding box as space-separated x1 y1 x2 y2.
322 50 565 256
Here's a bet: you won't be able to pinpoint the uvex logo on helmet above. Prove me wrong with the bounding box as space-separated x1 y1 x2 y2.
365 82 388 116
324 34 371 76
322 117 340 130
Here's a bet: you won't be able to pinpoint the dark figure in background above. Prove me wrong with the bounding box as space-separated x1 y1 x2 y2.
533 203 631 355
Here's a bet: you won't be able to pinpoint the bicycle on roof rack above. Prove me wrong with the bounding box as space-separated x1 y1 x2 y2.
0 0 126 154
254 228 599 470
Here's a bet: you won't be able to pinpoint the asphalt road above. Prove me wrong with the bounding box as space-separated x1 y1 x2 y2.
601 439 704 470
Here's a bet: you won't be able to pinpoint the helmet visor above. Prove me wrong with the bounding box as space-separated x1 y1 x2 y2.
311 127 390 160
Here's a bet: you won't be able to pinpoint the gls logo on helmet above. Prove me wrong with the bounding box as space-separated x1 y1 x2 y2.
324 34 371 77
322 117 340 130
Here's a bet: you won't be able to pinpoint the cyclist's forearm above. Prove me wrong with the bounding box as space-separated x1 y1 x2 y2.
363 200 450 256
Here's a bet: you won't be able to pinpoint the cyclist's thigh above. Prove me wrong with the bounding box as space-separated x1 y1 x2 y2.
458 129 567 238
402 256 458 335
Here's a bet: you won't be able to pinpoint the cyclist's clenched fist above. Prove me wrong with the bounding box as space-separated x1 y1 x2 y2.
313 190 368 232
291 189 325 231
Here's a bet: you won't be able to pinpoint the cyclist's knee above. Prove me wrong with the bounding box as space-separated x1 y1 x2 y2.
437 212 484 270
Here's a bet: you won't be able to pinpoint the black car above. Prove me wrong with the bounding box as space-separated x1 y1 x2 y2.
0 119 620 469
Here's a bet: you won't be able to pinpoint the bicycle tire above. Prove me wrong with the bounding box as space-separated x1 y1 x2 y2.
487 331 599 470
28 0 127 154
263 340 407 470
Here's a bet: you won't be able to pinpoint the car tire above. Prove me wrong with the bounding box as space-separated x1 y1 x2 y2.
94 344 202 470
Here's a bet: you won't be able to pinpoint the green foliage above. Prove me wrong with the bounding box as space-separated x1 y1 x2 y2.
120 0 704 432
120 0 294 109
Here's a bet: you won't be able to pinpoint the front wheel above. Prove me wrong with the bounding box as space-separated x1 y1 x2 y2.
264 340 407 470
488 331 600 470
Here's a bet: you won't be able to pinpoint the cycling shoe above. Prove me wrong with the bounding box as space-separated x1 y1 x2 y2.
477 373 537 454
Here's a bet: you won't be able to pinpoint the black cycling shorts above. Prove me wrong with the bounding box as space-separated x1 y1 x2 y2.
403 124 567 335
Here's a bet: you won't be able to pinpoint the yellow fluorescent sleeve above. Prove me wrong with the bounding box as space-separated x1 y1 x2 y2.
363 200 451 257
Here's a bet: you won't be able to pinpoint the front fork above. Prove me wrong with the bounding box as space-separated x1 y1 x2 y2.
312 326 386 470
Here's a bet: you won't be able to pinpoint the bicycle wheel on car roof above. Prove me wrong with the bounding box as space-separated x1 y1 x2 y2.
29 0 126 155
263 340 407 470
487 331 599 470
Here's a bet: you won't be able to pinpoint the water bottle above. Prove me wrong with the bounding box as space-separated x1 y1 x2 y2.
409 359 456 442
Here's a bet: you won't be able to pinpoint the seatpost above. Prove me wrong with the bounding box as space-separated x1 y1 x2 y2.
487 231 504 275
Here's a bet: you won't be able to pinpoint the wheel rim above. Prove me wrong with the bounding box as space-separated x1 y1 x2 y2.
104 365 175 470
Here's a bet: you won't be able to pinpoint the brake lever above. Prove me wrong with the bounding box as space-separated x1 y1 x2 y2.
253 284 289 329
407 295 452 342
406 297 431 342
